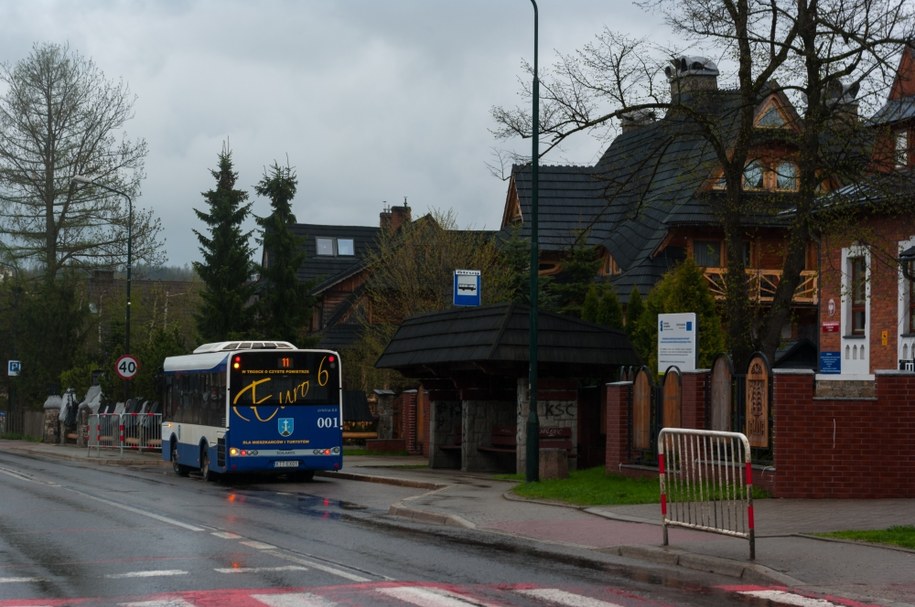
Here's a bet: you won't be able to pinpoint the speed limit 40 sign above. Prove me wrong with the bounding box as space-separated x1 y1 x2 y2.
116 354 140 380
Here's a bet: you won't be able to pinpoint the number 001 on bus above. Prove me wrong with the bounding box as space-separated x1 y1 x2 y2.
161 341 343 481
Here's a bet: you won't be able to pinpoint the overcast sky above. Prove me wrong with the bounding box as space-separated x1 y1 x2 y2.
0 1 667 268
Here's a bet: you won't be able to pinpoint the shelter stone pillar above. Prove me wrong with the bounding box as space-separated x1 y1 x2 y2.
375 391 394 439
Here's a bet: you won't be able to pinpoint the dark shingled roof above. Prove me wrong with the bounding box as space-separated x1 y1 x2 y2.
288 224 380 295
375 303 640 379
507 84 801 303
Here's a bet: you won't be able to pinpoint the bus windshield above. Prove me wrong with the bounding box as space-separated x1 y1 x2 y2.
229 350 339 407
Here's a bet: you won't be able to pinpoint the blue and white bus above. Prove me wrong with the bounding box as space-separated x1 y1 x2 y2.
161 341 343 481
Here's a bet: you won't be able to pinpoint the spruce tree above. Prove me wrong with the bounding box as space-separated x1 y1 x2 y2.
193 146 255 341
254 161 311 341
597 284 623 330
626 286 645 339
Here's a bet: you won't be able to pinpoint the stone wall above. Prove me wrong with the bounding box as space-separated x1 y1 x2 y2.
430 400 462 469
515 378 579 474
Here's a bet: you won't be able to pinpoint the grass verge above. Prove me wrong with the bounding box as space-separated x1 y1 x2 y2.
817 526 915 550
511 467 660 506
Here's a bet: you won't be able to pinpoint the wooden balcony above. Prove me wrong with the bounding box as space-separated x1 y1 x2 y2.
703 267 818 304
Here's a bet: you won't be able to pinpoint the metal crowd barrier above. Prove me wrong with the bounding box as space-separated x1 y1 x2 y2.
658 428 755 559
86 413 162 456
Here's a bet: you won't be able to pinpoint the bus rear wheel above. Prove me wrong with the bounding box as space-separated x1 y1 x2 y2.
171 442 190 477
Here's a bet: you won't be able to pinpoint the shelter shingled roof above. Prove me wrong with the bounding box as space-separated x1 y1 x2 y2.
375 303 640 380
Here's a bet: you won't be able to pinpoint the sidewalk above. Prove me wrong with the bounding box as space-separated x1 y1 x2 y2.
4 441 914 607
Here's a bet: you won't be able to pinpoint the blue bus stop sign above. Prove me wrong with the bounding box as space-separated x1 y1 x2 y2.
453 269 481 307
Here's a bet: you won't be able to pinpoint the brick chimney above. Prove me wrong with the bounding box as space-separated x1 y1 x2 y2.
380 199 412 232
665 56 719 102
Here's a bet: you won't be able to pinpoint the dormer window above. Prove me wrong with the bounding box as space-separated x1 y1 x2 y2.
754 99 792 129
739 159 799 192
316 237 355 256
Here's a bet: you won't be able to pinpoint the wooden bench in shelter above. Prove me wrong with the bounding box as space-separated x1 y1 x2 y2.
478 425 574 456
440 430 462 452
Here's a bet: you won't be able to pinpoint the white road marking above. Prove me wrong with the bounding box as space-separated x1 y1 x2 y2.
251 592 337 607
119 599 198 607
214 565 309 574
0 466 39 483
72 492 205 532
517 588 627 607
265 551 373 583
377 586 499 607
105 570 188 579
738 590 845 606
211 531 242 539
241 540 277 550
0 576 42 583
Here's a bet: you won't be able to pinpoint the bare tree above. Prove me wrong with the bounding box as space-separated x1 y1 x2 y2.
492 0 915 367
350 209 522 391
0 42 163 280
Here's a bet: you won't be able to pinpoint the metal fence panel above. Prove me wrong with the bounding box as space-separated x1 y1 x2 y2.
658 428 755 559
86 413 162 456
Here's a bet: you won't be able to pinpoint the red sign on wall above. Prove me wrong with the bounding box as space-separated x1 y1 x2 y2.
821 322 840 333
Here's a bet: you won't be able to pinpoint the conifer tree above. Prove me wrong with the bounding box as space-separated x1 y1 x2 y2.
597 284 623 330
254 161 311 341
626 286 644 338
581 284 601 322
193 145 255 341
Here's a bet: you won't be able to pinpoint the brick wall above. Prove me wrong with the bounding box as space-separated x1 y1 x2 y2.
680 371 707 428
774 369 915 498
605 368 915 497
820 216 915 373
604 381 631 469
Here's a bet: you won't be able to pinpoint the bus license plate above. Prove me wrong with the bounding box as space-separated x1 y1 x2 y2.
274 461 298 468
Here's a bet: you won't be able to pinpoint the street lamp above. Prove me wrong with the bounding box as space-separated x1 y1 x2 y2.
71 175 133 357
526 0 541 482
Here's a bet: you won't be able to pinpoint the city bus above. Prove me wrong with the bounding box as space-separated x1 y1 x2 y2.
161 341 343 481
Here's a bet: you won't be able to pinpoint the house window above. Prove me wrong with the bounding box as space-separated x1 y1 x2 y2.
849 255 867 335
316 237 335 256
908 261 915 334
775 161 798 191
694 240 722 267
756 102 788 128
337 238 355 256
896 129 909 168
742 161 765 190
316 237 355 256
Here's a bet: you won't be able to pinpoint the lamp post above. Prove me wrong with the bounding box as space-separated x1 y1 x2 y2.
526 0 541 482
71 175 133 357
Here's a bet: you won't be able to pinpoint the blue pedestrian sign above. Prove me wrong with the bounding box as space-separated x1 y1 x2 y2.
453 269 481 307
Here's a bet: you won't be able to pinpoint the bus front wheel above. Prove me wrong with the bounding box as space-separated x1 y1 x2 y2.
200 447 217 482
171 441 190 477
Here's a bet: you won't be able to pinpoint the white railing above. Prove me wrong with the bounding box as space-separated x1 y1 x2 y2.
87 413 162 456
658 428 755 559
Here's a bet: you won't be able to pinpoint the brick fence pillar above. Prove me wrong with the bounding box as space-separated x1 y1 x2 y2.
604 381 630 469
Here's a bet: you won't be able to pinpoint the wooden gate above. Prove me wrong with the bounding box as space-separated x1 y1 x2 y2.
709 355 734 431
744 353 771 449
662 367 682 428
630 367 658 464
